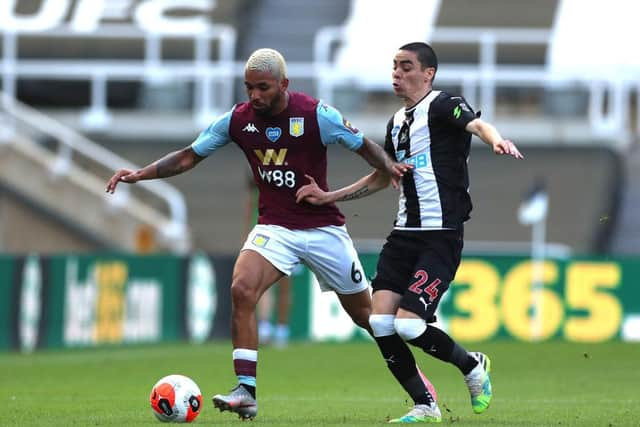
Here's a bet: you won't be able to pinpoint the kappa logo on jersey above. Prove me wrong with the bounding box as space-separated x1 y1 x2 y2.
252 234 270 247
266 127 282 142
243 123 259 133
289 118 304 137
254 148 288 165
342 118 359 134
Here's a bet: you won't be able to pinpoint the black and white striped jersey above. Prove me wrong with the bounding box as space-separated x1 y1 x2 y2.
384 90 478 230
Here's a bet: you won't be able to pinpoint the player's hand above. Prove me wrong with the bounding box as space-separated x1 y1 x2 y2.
492 139 523 159
295 175 332 205
388 161 412 190
105 168 141 193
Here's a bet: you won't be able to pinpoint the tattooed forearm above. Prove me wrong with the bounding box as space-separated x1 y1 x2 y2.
153 148 196 178
359 138 394 171
337 186 371 201
155 154 185 178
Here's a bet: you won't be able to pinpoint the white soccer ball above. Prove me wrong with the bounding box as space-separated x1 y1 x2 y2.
149 374 203 423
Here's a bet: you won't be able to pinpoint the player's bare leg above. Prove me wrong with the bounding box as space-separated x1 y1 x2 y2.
336 289 373 333
230 249 283 349
213 250 283 420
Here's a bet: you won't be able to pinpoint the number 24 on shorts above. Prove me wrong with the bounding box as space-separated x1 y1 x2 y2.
408 270 441 301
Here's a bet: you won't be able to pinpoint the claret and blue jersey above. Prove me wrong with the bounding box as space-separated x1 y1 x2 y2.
191 91 363 230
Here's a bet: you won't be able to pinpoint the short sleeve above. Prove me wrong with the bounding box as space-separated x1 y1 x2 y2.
431 93 478 130
317 102 364 151
190 109 233 157
384 117 397 158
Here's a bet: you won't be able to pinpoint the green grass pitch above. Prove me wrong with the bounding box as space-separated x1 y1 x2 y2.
2 341 639 426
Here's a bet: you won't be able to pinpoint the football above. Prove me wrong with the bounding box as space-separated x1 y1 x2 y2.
150 374 203 423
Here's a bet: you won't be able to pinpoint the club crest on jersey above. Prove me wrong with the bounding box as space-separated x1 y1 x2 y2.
252 234 270 247
391 125 401 139
396 150 407 162
266 127 282 142
289 117 304 137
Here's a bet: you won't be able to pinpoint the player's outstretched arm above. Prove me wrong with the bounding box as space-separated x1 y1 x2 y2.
105 146 204 193
465 118 524 159
356 138 411 189
296 170 390 206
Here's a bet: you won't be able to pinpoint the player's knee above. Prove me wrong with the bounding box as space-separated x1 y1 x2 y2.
351 311 370 330
230 277 259 307
394 318 427 341
369 314 396 338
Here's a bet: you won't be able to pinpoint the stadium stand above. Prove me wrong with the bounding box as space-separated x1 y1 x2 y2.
546 0 640 143
0 94 190 253
331 0 440 91
233 0 351 96
609 147 640 255
0 0 636 255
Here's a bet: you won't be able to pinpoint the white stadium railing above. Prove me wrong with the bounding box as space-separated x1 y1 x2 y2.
2 22 638 144
1 23 237 129
314 26 640 145
0 91 191 253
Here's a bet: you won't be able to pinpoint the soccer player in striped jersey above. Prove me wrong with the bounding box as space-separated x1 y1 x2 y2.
296 42 523 423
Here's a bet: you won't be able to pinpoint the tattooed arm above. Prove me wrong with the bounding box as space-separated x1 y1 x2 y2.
356 138 410 190
295 170 391 206
105 146 203 193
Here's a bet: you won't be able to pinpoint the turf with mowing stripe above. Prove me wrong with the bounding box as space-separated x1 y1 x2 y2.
2 341 638 426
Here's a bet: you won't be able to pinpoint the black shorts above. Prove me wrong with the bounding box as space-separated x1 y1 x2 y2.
371 229 463 322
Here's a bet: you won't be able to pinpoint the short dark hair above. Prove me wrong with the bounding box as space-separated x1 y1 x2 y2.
399 42 438 72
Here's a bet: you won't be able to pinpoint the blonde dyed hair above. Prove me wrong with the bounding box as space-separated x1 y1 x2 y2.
245 48 287 81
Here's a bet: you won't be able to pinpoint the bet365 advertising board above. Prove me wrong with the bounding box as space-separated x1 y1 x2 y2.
303 254 640 343
1 253 639 351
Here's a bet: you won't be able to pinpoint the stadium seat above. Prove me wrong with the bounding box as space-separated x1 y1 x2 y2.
546 0 640 137
332 0 441 90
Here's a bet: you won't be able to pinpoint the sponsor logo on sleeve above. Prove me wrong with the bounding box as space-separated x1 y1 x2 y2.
453 102 471 119
342 118 359 134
